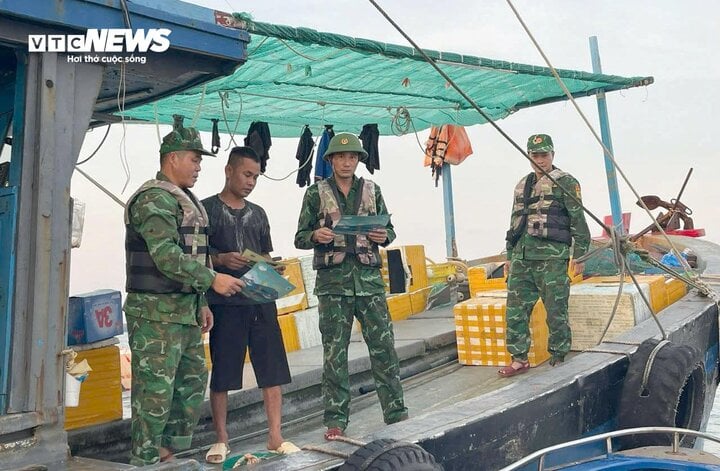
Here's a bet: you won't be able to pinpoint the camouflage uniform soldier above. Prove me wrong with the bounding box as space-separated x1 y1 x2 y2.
294 133 408 440
498 134 591 377
124 115 244 466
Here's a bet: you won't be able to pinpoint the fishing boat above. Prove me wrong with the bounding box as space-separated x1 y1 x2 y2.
0 1 718 471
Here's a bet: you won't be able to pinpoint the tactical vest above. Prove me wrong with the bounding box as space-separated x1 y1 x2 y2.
510 169 572 245
313 178 382 269
124 179 211 294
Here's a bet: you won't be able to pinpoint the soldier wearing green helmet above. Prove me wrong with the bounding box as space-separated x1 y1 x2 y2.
294 132 408 440
499 133 591 378
123 115 245 465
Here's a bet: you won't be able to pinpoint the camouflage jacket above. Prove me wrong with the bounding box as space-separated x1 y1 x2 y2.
506 172 591 261
123 172 215 325
294 175 395 296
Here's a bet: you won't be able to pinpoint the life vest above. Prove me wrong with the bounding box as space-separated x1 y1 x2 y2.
510 169 572 245
124 179 211 294
313 178 382 269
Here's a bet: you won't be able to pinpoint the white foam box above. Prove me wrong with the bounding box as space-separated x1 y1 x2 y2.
299 254 319 308
294 306 322 349
568 282 652 350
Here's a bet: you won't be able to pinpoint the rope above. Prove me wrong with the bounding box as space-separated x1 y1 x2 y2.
301 445 350 459
74 166 126 208
117 61 132 194
219 91 243 149
191 84 207 128
76 124 111 165
261 122 322 182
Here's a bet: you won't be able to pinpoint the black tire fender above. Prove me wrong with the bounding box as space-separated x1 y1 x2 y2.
617 338 706 448
339 438 443 471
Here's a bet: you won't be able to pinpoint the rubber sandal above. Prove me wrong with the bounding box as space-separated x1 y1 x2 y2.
205 442 230 464
274 441 301 454
324 427 344 440
498 360 530 377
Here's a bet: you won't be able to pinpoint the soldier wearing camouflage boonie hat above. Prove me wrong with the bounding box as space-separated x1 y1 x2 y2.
527 133 554 153
159 114 215 156
322 132 368 162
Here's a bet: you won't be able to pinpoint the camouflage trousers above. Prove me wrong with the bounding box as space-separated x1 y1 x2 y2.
127 315 208 466
506 259 571 361
317 294 407 430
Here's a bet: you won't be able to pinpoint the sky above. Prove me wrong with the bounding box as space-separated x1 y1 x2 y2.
64 0 720 295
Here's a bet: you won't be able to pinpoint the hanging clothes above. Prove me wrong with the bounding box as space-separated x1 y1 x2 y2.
295 125 314 188
424 124 473 186
359 124 380 174
314 125 335 181
244 121 272 173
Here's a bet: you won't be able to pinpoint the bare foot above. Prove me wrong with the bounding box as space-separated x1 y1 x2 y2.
267 434 285 451
159 447 175 462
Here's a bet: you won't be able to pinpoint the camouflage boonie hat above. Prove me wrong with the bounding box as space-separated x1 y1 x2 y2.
323 132 368 162
159 115 215 156
527 133 554 153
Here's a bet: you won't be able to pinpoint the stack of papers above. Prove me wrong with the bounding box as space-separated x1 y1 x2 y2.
332 214 390 235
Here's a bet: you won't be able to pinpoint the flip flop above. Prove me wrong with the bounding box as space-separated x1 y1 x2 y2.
206 442 231 464
274 441 301 454
324 427 344 441
498 360 530 377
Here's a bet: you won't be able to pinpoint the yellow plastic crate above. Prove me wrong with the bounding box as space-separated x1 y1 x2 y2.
468 264 582 297
453 291 550 367
65 345 122 430
409 289 429 314
387 293 413 321
428 262 457 285
468 267 506 296
666 277 688 306
380 245 429 294
276 258 309 315
278 313 300 353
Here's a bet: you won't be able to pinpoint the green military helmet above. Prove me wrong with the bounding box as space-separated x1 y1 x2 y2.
322 132 368 162
527 133 554 153
159 115 215 156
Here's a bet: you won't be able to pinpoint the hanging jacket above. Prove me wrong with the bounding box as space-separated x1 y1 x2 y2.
244 121 272 173
295 125 314 187
313 178 381 269
359 123 380 174
508 169 572 247
314 125 334 181
424 125 474 186
125 179 211 294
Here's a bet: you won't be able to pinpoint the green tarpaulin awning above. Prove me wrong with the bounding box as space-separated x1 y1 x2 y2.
121 13 653 137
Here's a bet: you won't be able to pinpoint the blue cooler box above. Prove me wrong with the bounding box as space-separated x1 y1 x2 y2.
67 289 123 346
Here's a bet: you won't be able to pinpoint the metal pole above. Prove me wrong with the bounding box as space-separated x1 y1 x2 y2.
589 36 623 234
441 163 458 258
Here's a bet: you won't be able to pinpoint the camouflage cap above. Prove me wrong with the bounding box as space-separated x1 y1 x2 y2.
323 132 368 161
159 115 215 156
527 133 554 153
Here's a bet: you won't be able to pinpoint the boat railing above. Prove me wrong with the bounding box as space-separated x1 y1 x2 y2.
498 426 720 471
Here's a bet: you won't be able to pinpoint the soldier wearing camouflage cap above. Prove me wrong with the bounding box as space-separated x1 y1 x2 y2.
123 115 245 465
499 133 591 378
294 133 408 440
